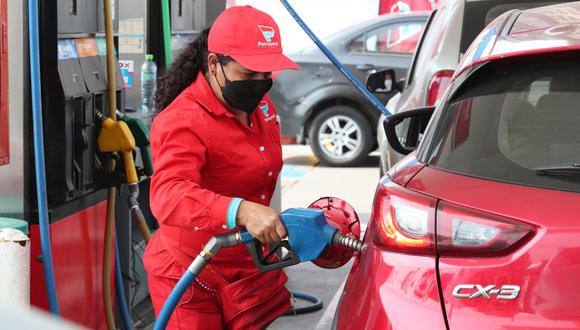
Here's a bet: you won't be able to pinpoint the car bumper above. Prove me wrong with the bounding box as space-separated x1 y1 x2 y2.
334 243 447 329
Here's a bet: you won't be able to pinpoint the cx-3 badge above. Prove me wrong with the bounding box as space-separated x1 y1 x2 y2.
452 284 520 300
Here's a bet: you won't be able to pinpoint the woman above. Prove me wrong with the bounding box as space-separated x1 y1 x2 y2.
143 5 300 329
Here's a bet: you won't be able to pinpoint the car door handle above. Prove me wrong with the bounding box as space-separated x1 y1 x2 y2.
356 64 376 71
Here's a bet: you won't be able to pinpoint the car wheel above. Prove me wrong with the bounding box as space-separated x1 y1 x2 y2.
309 105 373 167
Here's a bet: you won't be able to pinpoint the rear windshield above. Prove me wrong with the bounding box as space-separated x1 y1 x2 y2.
427 55 580 193
460 1 560 53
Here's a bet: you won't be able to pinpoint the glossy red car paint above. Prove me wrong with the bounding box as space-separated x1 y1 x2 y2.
336 240 446 329
426 70 454 106
30 201 114 330
387 153 426 187
408 167 580 328
336 3 580 329
456 4 580 78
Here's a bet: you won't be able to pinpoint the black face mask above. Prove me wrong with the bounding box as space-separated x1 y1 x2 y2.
216 62 273 114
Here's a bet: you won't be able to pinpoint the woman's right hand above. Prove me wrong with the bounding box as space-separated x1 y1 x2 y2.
236 201 287 244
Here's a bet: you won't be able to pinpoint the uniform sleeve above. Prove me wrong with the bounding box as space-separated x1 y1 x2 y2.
149 111 232 231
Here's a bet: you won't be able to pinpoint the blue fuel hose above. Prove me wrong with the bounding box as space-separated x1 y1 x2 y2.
154 271 196 330
29 0 60 315
279 0 392 117
115 238 132 330
154 219 366 329
154 231 249 330
287 290 323 315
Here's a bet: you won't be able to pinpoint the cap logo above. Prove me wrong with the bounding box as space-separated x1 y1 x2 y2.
258 25 279 47
258 25 275 42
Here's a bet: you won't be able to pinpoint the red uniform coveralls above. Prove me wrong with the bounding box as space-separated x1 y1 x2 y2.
143 71 285 329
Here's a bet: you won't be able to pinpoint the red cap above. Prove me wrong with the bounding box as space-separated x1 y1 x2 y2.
208 5 300 72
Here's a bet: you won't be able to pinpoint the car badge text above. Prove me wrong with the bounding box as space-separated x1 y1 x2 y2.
452 284 520 300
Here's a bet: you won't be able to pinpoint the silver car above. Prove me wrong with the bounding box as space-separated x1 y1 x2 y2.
375 0 563 176
270 12 428 166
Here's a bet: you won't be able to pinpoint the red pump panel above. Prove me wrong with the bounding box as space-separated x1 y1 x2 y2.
0 0 8 166
30 201 114 330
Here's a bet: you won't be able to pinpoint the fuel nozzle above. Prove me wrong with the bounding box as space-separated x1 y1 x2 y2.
244 206 366 273
333 231 366 252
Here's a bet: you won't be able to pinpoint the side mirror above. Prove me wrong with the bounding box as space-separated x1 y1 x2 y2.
366 69 402 94
385 107 435 155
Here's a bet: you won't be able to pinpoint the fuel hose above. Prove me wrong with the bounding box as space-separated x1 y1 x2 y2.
115 235 133 330
286 290 323 315
29 0 60 316
154 225 365 329
279 0 392 117
103 0 118 328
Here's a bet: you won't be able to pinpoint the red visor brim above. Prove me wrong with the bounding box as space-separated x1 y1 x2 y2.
231 53 300 72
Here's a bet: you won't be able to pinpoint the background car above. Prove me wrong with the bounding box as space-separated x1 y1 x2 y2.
269 12 428 166
375 0 565 176
334 2 580 328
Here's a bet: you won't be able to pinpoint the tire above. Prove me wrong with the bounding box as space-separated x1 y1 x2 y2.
308 105 373 167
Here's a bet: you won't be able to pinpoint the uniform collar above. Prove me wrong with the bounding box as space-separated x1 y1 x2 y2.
189 71 233 118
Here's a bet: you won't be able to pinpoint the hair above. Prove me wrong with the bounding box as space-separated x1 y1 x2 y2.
154 27 233 112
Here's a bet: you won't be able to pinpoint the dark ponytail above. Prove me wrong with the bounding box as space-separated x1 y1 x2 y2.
154 28 211 112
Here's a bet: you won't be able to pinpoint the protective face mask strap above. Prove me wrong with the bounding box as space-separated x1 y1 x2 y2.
216 60 230 89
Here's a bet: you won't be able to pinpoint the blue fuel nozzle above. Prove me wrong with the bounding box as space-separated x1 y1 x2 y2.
241 208 364 272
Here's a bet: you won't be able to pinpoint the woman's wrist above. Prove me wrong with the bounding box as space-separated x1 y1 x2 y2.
227 198 244 229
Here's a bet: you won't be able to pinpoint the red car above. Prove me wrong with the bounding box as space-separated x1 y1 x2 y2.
335 2 580 329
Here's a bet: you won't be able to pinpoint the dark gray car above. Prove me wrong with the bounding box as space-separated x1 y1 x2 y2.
270 12 428 166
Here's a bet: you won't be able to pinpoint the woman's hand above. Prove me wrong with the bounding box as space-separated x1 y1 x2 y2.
236 201 287 244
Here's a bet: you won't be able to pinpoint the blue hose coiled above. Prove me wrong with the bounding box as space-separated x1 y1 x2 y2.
287 290 323 315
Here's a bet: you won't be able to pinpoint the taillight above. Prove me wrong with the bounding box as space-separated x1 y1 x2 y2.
371 182 535 257
437 201 534 257
426 70 454 106
372 182 437 255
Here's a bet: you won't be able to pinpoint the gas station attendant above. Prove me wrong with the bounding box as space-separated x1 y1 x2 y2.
143 5 300 329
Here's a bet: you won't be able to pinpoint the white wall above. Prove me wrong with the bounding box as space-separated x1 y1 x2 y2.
228 0 380 53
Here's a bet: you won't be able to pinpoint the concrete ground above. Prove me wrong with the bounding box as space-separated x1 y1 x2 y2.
269 145 380 330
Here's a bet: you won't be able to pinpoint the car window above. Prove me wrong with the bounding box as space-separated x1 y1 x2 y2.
349 21 425 55
407 7 450 85
460 1 560 54
427 57 580 193
349 35 365 53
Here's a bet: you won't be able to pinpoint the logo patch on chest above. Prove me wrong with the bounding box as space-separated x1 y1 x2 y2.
259 101 275 122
